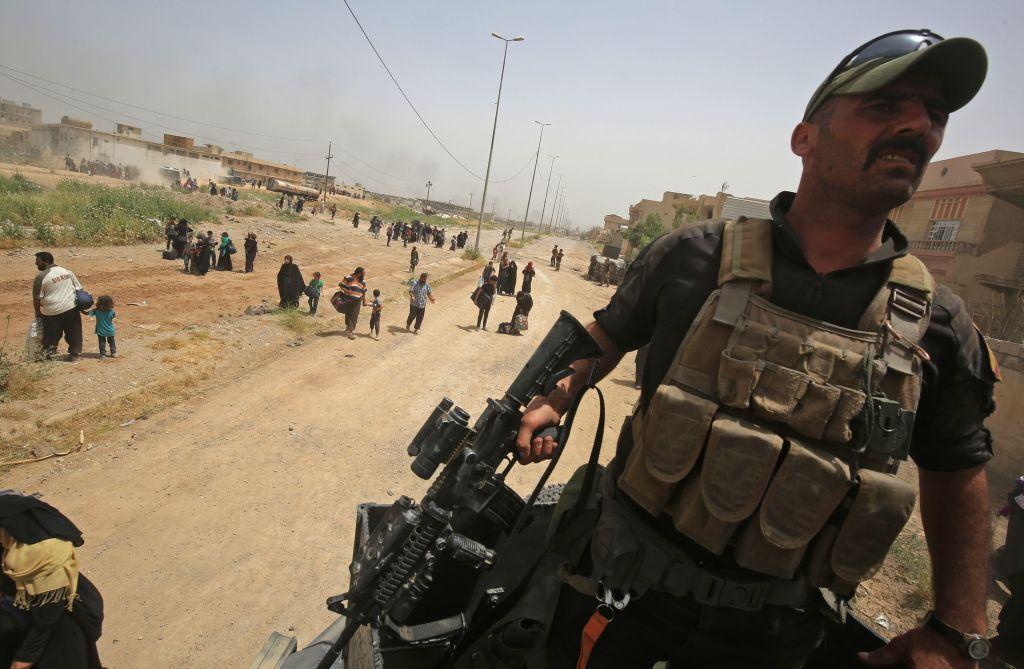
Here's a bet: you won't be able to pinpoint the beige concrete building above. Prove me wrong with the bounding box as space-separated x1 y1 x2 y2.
220 151 305 183
22 117 305 185
892 149 1024 340
619 190 771 257
0 99 42 126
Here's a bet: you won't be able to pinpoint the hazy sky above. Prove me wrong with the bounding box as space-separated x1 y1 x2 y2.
2 0 1022 228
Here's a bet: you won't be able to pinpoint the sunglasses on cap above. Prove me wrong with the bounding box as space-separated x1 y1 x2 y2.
822 29 945 89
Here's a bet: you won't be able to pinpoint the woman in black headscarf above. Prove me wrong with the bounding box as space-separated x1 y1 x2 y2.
0 491 104 669
277 256 305 308
193 234 212 276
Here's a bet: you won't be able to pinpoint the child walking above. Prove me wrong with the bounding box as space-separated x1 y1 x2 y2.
307 271 324 316
90 295 117 358
369 289 383 340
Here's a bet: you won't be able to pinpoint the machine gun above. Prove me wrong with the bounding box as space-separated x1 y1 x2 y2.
306 311 603 669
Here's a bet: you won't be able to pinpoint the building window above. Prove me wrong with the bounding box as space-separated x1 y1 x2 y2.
927 219 960 241
930 197 967 220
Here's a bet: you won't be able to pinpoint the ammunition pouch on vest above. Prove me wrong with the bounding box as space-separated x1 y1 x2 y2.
615 217 932 597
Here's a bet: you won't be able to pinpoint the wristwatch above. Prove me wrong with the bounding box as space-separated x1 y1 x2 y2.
924 611 990 661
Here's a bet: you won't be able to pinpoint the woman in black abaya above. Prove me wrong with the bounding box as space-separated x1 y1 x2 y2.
277 256 306 308
1 491 104 669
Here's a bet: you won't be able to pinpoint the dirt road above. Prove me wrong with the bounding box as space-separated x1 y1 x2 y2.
3 237 638 667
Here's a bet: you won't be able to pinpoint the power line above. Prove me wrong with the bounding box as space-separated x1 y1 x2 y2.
342 0 486 181
0 64 324 144
0 70 325 158
1 56 537 189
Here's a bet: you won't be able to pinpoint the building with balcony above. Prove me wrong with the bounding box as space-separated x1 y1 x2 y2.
893 150 1024 340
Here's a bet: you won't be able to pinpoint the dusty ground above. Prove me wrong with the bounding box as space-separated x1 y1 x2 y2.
3 231 626 667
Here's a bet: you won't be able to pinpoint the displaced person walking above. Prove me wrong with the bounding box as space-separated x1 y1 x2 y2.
244 233 258 273
409 246 419 273
306 272 324 316
368 289 383 340
276 256 305 308
474 275 498 330
89 294 117 358
406 272 435 334
182 234 196 273
340 267 369 339
32 252 84 362
521 262 536 293
216 232 234 271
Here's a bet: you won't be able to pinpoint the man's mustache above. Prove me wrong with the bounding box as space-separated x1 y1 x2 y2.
862 136 928 176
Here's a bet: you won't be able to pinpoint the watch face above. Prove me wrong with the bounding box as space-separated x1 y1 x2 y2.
967 637 990 660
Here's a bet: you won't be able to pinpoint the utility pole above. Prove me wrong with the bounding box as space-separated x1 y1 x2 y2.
537 154 557 236
424 180 433 209
322 141 334 204
520 121 550 240
548 175 563 232
469 193 473 209
475 32 525 253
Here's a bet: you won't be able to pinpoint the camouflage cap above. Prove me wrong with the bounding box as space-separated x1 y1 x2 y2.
804 34 987 122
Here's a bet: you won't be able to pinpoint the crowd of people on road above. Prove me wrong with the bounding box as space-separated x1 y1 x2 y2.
164 217 255 277
470 248 536 334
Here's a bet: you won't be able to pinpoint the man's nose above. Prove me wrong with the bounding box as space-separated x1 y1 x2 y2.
894 100 937 138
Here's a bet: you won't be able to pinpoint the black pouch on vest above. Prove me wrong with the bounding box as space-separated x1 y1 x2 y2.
617 385 716 516
670 416 783 554
734 440 851 579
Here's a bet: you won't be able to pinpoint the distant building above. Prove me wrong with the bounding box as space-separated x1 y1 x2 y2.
336 182 365 199
0 99 42 126
22 118 305 185
892 149 1024 340
619 189 770 257
303 171 336 192
221 151 304 183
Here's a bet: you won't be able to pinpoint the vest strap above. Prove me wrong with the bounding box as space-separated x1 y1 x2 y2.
718 217 773 287
713 281 753 326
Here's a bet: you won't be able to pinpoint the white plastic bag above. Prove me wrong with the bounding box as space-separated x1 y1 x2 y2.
24 317 43 361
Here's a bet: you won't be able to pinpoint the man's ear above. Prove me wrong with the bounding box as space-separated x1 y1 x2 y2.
791 121 815 159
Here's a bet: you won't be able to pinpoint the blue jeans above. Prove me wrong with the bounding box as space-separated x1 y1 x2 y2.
308 294 320 315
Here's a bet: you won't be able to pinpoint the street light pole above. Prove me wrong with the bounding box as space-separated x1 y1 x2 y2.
548 175 563 232
322 141 334 205
469 193 473 209
520 121 550 240
537 154 557 236
424 180 432 209
474 32 524 253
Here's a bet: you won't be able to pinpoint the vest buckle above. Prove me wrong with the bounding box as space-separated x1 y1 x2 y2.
691 571 770 612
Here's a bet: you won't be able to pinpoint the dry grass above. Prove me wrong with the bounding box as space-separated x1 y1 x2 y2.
150 337 187 351
273 307 315 336
1 330 223 466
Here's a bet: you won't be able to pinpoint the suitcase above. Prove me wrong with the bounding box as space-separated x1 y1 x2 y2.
162 250 176 260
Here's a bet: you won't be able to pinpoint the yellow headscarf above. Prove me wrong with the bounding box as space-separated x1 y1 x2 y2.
0 528 79 611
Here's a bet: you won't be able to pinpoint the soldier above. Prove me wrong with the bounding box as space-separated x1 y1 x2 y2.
601 258 614 287
515 30 996 668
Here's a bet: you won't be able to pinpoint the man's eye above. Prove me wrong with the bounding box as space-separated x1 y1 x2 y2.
870 100 895 112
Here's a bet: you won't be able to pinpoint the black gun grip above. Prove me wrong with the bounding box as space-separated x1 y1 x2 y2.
531 426 561 444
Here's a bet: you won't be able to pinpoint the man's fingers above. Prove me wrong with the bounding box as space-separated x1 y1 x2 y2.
857 637 906 667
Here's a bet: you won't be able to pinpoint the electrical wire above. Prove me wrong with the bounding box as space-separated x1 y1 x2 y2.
0 71 326 158
0 64 324 144
342 0 486 181
2 57 535 187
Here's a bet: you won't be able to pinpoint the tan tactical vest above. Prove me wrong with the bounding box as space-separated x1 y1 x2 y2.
617 217 934 596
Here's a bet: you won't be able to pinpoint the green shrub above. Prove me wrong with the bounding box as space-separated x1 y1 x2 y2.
0 176 218 247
